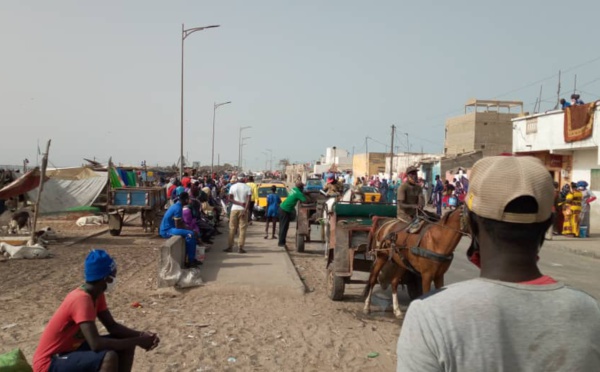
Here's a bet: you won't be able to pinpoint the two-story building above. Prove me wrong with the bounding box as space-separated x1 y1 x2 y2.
512 102 600 233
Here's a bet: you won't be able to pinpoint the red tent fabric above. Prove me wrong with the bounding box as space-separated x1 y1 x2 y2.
0 168 45 200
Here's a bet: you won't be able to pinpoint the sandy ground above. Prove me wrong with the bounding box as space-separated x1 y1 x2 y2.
0 217 403 371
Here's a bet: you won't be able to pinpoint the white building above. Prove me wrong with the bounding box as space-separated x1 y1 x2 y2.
512 103 600 232
313 147 353 175
384 152 443 181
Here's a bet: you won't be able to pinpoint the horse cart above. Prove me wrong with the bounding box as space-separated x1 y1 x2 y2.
295 192 328 252
324 202 423 301
107 187 166 236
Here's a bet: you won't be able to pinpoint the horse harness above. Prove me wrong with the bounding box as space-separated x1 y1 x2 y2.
374 208 465 275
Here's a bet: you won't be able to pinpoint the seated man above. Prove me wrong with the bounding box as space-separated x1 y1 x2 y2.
33 250 159 372
159 191 201 268
397 166 424 223
323 175 340 196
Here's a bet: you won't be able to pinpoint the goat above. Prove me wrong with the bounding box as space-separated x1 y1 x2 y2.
0 242 50 259
76 215 108 227
8 210 31 234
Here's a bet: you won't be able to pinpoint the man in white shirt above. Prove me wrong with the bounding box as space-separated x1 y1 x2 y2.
396 156 600 372
225 176 251 253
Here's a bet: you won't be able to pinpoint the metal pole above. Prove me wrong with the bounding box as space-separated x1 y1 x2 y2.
365 136 369 177
179 23 185 177
389 125 395 179
30 139 51 244
238 127 242 170
211 102 216 174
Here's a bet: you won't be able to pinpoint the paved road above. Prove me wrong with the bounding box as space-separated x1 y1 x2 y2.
447 237 600 299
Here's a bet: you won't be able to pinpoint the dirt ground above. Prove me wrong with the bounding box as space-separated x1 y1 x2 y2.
0 217 403 371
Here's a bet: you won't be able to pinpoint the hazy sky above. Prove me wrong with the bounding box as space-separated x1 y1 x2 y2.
2 1 600 171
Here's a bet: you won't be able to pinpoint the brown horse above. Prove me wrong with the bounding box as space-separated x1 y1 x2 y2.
363 206 469 318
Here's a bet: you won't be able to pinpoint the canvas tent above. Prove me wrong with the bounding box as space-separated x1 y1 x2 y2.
28 167 108 213
0 167 107 214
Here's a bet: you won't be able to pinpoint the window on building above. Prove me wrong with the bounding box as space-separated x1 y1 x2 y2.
526 118 538 134
591 169 600 190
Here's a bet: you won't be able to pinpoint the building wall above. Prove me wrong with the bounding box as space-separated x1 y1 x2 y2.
445 113 476 155
474 112 520 156
352 153 387 178
513 108 600 158
513 108 600 234
446 111 520 156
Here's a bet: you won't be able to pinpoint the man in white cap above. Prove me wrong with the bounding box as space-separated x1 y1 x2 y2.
225 176 251 253
396 156 600 371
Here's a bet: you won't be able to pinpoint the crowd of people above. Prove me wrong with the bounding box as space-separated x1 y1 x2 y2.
27 164 599 371
554 180 596 237
560 93 585 109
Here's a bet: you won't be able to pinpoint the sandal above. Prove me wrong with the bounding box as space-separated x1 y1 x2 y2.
223 247 233 252
264 235 268 239
238 248 247 254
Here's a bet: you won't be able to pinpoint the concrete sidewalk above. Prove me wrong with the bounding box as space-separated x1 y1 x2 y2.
201 221 305 294
544 234 600 259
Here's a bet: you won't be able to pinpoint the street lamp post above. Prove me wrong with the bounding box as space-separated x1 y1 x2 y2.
266 148 273 171
238 126 251 170
211 101 231 175
262 151 269 171
179 23 220 177
240 136 251 171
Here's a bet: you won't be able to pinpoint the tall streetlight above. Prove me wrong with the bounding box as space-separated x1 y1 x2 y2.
240 136 251 171
266 148 273 171
211 101 231 174
238 126 251 169
179 23 220 177
262 151 269 170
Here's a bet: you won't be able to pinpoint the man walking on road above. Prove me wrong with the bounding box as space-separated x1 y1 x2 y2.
433 174 444 216
278 181 308 248
246 176 259 224
396 156 600 371
226 176 251 254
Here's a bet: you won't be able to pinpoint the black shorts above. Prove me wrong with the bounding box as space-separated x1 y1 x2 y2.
49 340 108 372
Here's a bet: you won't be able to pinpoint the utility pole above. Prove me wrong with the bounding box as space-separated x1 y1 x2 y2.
389 125 396 180
554 70 561 110
573 74 577 94
404 132 409 171
365 136 369 178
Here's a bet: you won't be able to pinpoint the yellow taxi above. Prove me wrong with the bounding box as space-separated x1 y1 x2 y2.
360 186 381 203
254 183 289 219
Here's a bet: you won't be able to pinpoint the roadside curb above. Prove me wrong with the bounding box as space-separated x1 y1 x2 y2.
282 247 308 295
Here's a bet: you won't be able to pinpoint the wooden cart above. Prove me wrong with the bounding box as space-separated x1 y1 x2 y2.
107 187 166 236
294 192 328 252
324 202 422 301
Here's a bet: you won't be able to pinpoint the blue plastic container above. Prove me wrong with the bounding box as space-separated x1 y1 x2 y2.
579 226 588 238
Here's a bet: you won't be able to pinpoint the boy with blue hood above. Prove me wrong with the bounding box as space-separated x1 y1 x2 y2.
33 250 159 372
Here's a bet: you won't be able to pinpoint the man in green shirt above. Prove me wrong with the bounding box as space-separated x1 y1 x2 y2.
278 181 310 248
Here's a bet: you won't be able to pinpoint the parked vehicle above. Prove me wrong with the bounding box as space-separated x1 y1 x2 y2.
253 183 289 219
305 178 324 192
360 186 381 203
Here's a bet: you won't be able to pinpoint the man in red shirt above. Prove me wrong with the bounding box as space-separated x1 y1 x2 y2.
33 250 160 372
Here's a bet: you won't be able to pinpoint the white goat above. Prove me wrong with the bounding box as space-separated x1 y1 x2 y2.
0 242 50 259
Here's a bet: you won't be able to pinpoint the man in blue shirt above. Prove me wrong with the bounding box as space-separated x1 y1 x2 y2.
159 192 201 268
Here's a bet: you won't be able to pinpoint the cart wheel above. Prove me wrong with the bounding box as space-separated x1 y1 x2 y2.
407 277 423 300
327 266 345 301
108 213 123 236
296 233 305 252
